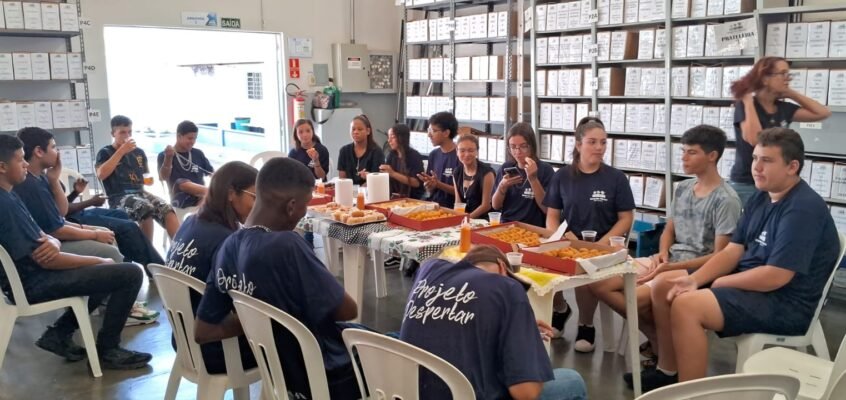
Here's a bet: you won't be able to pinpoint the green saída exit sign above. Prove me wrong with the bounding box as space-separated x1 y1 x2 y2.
221 18 241 29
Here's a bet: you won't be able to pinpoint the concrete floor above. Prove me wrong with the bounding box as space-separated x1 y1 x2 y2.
1 235 845 400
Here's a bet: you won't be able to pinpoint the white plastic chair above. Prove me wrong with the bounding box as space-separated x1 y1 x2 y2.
249 151 286 169
342 328 476 400
147 264 261 400
0 245 102 377
59 167 92 201
734 234 846 371
743 332 846 400
229 290 331 400
635 373 800 400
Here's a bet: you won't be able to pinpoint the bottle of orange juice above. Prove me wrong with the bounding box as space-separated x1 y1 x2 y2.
356 189 366 210
459 217 471 253
316 181 325 194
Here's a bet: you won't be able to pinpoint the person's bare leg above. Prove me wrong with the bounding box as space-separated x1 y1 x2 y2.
635 285 657 347
670 289 724 381
650 270 688 372
590 276 627 314
163 212 180 238
139 217 154 242
575 286 598 325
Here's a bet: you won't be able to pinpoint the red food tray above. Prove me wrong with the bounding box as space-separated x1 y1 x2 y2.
308 192 333 206
520 240 626 276
388 208 465 231
366 198 436 217
470 222 553 253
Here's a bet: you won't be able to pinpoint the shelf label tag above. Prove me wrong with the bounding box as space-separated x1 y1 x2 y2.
800 122 822 130
590 77 599 91
445 19 456 32
88 109 102 123
79 18 93 30
587 44 598 58
589 9 599 24
82 63 96 74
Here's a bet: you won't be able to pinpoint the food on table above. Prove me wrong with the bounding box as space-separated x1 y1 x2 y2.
542 247 609 260
372 199 432 210
482 227 542 247
406 210 454 221
310 203 385 224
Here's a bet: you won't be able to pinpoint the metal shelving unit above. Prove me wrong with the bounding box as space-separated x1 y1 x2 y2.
0 0 94 185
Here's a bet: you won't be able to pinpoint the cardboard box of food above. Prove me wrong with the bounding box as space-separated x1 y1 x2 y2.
470 221 553 253
520 239 628 276
308 192 333 206
388 206 465 231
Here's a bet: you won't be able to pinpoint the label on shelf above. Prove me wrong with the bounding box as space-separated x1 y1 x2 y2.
445 19 455 32
79 18 93 30
800 122 823 130
88 109 102 123
589 9 599 24
587 44 599 58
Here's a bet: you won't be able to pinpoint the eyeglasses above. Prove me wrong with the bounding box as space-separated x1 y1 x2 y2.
769 71 791 78
509 144 530 151
241 189 256 198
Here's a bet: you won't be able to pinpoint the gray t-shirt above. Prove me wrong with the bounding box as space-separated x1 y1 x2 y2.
669 179 742 262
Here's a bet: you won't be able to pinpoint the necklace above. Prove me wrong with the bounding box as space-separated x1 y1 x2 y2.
176 150 193 171
248 224 272 232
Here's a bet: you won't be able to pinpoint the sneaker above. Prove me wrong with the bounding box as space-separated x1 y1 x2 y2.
125 302 160 326
624 363 657 386
384 257 402 268
625 368 678 392
550 303 572 339
98 346 152 370
35 328 86 362
574 325 596 353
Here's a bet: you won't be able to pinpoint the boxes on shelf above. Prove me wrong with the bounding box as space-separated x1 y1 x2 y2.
829 70 846 106
690 0 707 17
520 240 628 275
3 1 24 30
609 0 625 25
786 22 809 59
626 139 643 168
832 162 846 201
830 21 846 58
58 3 78 32
629 174 646 205
614 139 629 168
672 26 688 58
610 31 639 61
765 22 788 57
638 29 655 60
831 206 846 234
806 69 830 105
801 159 813 183
643 176 666 208
807 21 831 59
724 0 754 14
811 161 834 198
598 67 625 96
686 24 706 58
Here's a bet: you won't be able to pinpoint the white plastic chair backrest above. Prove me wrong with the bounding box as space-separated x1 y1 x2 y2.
824 333 846 399
0 245 31 308
341 328 476 400
812 234 846 329
59 168 91 201
147 263 212 375
249 151 286 169
326 157 336 180
635 373 800 400
229 290 331 400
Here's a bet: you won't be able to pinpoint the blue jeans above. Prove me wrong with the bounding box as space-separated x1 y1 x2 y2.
539 369 588 400
67 208 165 267
24 263 143 349
729 181 757 209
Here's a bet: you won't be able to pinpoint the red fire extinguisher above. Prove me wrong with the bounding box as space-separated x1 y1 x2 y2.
286 83 307 123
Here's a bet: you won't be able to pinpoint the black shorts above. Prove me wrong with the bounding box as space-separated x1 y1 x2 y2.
711 287 812 338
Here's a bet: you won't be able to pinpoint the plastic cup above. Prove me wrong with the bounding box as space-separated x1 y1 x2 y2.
454 202 466 214
581 230 597 242
143 173 153 186
610 236 626 249
506 252 523 268
488 212 502 226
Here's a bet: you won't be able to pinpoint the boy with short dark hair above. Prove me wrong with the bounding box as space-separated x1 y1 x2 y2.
417 111 461 208
157 120 214 208
0 135 151 369
194 157 360 399
96 115 180 240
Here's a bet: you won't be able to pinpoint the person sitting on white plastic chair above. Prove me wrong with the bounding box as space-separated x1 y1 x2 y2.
637 128 840 392
157 120 214 210
400 245 588 400
0 135 152 369
194 158 363 399
590 126 742 375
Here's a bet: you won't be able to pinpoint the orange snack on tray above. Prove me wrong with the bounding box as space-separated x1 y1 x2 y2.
542 247 609 260
483 227 542 247
406 210 453 221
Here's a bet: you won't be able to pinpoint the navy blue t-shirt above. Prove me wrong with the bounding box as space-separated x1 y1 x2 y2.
157 148 214 208
166 215 255 374
731 99 800 184
0 189 46 295
386 149 425 199
95 145 148 206
12 172 65 234
288 143 330 181
427 147 461 208
400 259 553 399
196 228 351 398
543 164 635 238
730 180 839 321
495 160 555 228
337 143 384 186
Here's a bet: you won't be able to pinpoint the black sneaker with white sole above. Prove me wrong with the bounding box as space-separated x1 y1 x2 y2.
98 346 153 370
574 325 596 352
625 368 678 392
551 305 572 339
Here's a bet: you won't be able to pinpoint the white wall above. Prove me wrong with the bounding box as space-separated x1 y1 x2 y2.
79 0 402 150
